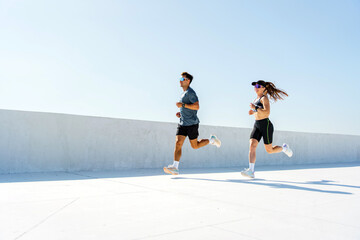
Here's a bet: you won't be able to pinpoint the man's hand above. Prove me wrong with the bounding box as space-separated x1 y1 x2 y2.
176 102 183 108
249 109 255 115
249 103 256 109
176 112 181 118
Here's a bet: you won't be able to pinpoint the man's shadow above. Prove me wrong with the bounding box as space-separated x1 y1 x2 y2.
172 177 355 195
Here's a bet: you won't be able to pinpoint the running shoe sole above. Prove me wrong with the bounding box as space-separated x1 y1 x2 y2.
241 171 254 178
163 167 179 175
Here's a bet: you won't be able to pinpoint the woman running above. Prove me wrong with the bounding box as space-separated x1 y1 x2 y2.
241 80 293 178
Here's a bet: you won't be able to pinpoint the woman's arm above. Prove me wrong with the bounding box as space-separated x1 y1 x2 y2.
256 97 270 114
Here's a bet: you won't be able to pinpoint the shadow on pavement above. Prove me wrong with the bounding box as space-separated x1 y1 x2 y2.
172 177 355 195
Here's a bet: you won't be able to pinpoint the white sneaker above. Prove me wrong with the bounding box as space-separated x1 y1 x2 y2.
210 135 221 148
282 143 293 157
241 168 255 178
163 166 179 175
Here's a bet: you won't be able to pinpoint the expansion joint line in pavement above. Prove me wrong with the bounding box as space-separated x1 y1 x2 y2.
14 198 79 240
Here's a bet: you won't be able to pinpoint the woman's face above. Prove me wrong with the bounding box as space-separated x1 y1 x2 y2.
254 84 265 94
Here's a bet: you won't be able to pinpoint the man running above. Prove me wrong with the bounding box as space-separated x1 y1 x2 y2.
163 72 221 175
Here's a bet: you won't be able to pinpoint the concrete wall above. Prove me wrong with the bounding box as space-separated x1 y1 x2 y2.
0 109 359 174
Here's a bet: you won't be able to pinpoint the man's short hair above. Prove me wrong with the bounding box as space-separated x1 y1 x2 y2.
181 72 193 84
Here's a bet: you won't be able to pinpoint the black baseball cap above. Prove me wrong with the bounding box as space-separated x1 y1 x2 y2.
251 80 266 87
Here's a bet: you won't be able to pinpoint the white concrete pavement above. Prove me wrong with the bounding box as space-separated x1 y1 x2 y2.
1 163 360 240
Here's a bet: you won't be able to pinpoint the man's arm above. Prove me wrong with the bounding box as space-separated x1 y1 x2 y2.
184 101 199 110
186 91 200 110
176 101 200 110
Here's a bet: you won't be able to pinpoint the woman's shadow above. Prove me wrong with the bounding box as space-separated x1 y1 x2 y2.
172 177 355 195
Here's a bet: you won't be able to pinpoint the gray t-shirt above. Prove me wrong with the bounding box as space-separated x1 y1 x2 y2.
179 87 200 126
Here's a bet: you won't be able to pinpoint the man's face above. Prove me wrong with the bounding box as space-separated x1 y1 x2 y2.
180 76 190 87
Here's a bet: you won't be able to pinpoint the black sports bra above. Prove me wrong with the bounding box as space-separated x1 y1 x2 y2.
253 95 265 112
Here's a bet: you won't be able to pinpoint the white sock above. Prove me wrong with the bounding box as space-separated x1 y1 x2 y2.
249 163 255 172
173 161 179 169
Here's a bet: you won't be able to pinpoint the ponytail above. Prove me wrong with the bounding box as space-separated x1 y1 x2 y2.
264 82 288 101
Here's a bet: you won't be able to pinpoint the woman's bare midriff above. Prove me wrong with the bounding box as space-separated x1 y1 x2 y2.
254 111 270 121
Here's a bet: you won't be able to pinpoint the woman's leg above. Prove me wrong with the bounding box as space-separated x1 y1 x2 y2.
242 138 259 178
261 119 283 154
264 144 283 154
249 138 259 163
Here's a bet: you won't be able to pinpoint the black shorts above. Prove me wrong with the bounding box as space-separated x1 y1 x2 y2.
250 118 273 144
176 124 199 140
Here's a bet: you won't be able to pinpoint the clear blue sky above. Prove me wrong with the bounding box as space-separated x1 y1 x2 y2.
1 0 359 135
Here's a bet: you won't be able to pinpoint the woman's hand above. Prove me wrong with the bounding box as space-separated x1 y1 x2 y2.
249 109 254 115
249 103 256 109
176 112 181 118
176 102 183 108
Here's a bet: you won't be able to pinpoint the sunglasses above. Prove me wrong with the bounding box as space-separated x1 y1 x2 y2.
179 77 188 82
254 84 264 88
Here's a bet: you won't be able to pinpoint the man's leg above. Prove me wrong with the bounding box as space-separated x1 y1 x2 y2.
164 135 186 175
189 138 210 149
187 124 210 149
174 135 186 161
